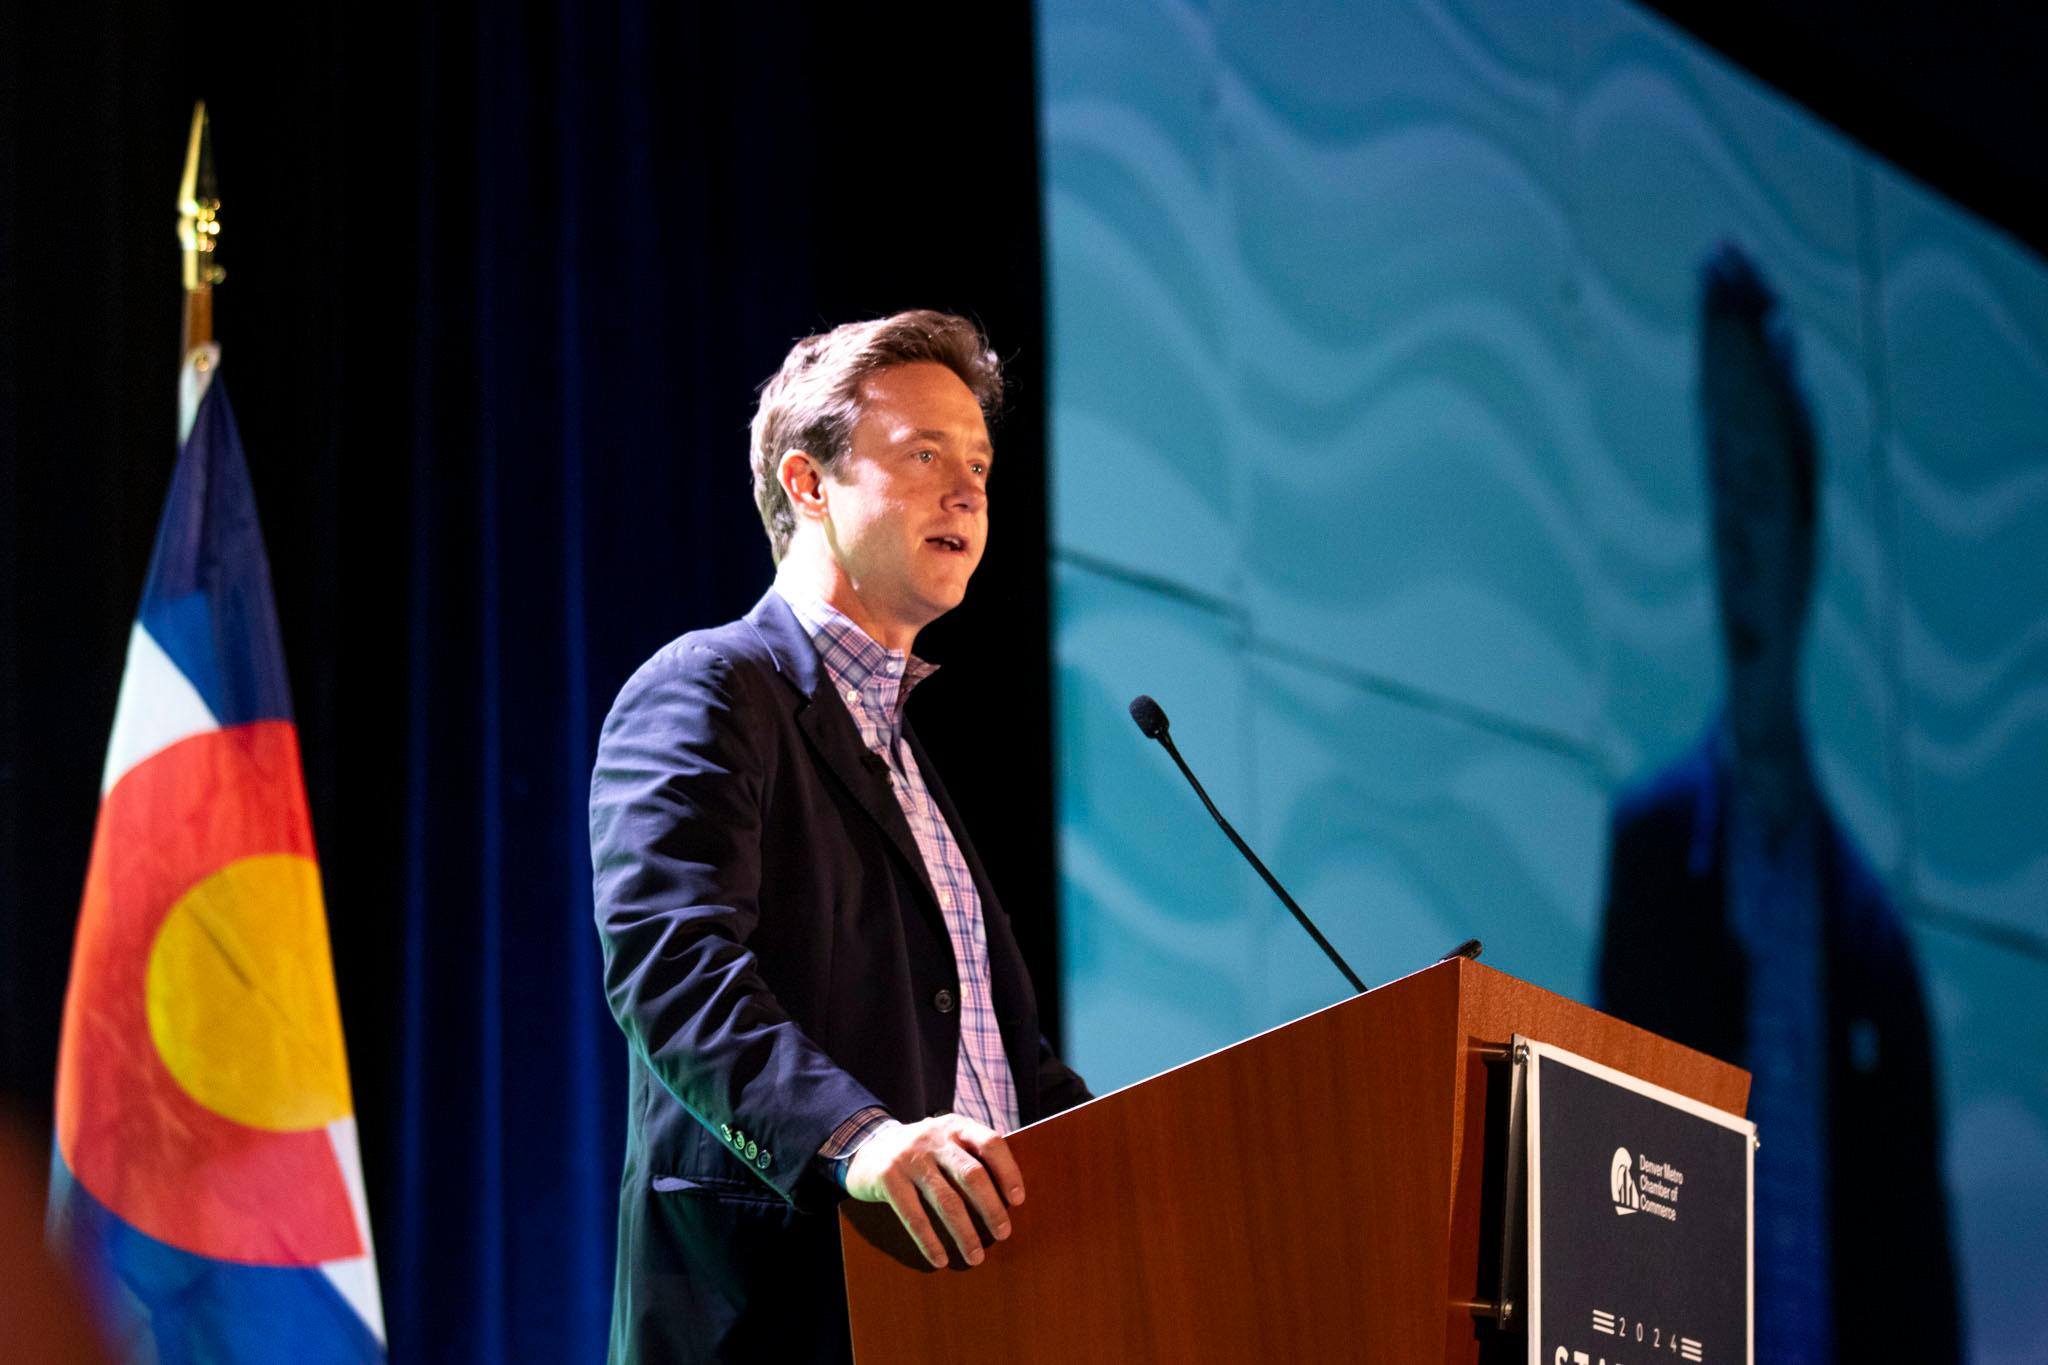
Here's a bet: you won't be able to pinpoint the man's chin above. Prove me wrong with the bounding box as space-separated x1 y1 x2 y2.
911 580 972 628
923 589 970 621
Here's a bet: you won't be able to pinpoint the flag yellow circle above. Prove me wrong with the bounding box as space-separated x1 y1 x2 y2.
145 853 354 1131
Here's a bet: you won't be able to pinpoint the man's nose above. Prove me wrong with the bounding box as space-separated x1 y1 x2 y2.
943 461 986 513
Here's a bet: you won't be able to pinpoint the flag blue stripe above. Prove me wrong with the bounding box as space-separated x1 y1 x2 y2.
136 377 294 728
48 1155 383 1365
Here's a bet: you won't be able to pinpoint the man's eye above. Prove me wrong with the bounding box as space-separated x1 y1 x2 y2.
915 449 935 463
970 462 987 477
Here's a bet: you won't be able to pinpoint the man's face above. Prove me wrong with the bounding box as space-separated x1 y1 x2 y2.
1700 311 1813 710
819 361 992 645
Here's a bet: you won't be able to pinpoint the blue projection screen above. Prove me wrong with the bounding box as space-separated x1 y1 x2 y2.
1038 2 2047 1361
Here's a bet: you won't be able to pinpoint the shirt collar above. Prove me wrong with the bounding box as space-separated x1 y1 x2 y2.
778 581 938 706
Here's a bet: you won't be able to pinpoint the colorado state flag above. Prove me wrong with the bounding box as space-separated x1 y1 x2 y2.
49 358 385 1363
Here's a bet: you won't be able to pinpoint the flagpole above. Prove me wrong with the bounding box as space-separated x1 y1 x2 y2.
49 101 389 1362
176 101 221 364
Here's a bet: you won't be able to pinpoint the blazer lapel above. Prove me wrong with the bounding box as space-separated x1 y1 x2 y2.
745 591 944 919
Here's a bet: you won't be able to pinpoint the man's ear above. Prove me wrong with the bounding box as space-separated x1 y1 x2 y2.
778 450 828 522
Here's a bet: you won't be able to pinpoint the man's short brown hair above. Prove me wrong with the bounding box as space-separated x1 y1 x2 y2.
750 310 1004 563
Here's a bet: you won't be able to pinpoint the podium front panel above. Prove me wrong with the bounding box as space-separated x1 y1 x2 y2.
1523 1039 1754 1365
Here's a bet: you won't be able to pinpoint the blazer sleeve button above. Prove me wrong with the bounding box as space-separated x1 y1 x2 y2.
931 986 956 1014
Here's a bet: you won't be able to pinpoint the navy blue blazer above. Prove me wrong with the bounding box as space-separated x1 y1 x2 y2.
1595 725 1959 1363
590 589 1089 1364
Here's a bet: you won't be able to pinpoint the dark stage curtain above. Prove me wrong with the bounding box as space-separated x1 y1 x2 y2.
0 2 1057 1360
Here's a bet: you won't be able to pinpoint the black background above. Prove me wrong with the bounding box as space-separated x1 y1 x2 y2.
0 2 1057 1356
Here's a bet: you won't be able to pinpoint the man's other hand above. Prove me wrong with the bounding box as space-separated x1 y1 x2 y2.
842 1114 1024 1269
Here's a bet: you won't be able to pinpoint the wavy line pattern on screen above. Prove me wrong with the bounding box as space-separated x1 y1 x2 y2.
1039 31 2048 1345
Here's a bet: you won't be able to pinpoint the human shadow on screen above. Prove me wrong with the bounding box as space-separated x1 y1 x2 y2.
1593 244 1960 1363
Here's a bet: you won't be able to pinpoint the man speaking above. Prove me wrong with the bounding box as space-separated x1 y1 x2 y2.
590 311 1090 1363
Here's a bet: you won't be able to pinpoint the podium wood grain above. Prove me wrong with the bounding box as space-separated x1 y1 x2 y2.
841 957 1747 1363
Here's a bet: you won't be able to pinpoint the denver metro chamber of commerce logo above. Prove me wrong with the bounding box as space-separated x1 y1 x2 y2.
1610 1146 1641 1215
1606 1146 1684 1222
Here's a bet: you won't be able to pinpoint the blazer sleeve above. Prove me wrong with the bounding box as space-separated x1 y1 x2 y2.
589 640 884 1203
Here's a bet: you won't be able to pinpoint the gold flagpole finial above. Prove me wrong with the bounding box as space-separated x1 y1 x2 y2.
177 101 221 289
177 101 221 361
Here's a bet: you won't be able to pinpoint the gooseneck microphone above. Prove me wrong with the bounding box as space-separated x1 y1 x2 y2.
1128 694 1368 994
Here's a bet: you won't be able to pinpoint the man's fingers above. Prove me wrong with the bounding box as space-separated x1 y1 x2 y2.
846 1117 1028 1269
912 1160 986 1266
880 1169 950 1269
939 1147 1012 1242
956 1127 1026 1206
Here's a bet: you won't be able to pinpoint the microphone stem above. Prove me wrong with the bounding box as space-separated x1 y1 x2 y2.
1156 731 1368 995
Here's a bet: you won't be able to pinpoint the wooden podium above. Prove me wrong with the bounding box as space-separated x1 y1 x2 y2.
840 957 1747 1363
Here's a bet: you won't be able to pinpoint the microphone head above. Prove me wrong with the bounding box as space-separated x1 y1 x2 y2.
1128 694 1170 740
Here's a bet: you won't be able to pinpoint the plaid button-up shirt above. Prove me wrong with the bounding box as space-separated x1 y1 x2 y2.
784 588 1021 1155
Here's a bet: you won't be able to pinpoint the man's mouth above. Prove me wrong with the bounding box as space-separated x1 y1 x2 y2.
925 535 968 554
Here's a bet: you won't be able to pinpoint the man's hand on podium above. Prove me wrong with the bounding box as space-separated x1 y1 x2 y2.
843 1114 1025 1269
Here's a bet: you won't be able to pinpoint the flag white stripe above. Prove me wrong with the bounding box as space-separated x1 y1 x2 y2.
101 623 219 795
322 1117 386 1344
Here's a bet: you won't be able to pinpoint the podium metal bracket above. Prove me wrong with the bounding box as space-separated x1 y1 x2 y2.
1490 1038 1533 1331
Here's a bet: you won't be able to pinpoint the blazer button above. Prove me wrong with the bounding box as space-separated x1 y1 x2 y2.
931 986 957 1014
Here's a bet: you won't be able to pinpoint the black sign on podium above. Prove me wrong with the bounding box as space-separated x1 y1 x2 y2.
1516 1037 1755 1365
